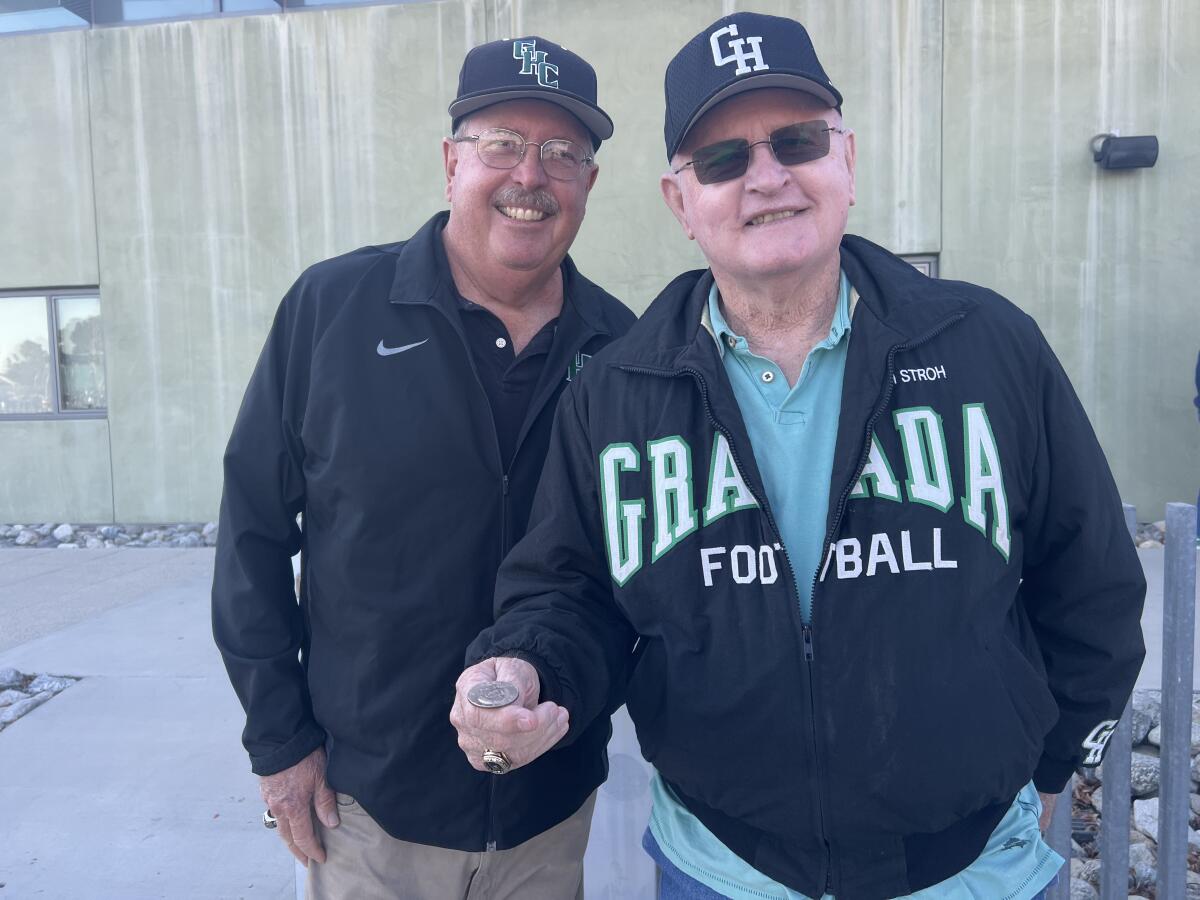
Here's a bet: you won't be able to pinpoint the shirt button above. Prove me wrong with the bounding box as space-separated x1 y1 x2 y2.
495 337 508 349
761 371 775 384
726 335 737 349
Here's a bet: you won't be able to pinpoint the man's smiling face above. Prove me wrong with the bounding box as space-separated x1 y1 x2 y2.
443 99 598 276
661 88 856 285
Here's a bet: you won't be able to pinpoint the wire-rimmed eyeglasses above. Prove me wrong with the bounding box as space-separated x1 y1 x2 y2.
453 128 595 182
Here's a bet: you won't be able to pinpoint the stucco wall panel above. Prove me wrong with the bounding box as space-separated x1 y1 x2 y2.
942 0 1200 513
86 3 483 521
0 31 98 289
0 419 113 523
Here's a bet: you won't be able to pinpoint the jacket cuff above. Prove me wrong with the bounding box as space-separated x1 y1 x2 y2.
249 723 326 777
498 650 565 706
1032 753 1077 794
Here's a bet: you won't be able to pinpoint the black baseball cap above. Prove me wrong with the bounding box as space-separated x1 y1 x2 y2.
449 36 614 147
664 13 843 159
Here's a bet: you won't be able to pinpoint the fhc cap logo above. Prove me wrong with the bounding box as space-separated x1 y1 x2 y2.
513 40 559 89
710 24 769 76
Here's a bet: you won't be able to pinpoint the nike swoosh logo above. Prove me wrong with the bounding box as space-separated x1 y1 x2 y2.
377 339 429 357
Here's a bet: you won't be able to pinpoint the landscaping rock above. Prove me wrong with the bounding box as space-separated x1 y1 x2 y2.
1130 752 1160 797
0 689 30 708
1147 721 1200 752
1131 691 1161 743
27 674 74 694
1127 841 1156 890
1133 797 1159 841
1074 857 1101 887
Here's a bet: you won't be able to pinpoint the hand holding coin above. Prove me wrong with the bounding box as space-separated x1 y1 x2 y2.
450 657 570 775
467 680 520 709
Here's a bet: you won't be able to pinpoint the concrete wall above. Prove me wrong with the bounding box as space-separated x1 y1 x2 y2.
0 31 98 288
0 31 110 523
86 2 482 521
0 0 1195 520
0 420 114 523
941 0 1200 515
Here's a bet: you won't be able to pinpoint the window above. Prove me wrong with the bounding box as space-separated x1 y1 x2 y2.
0 0 425 33
0 290 105 418
0 0 91 33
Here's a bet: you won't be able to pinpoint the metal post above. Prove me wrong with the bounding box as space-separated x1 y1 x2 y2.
1097 698 1132 899
1045 774 1073 900
1157 503 1197 900
1099 503 1137 899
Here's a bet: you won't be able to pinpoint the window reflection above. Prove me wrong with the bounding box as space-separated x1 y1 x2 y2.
55 296 107 411
0 297 54 415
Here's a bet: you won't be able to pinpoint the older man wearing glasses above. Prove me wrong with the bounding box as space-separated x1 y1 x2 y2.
212 35 633 899
453 13 1145 900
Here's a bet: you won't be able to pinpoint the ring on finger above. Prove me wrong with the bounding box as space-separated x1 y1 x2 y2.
482 748 513 775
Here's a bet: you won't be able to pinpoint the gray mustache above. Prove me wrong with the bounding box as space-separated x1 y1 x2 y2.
493 187 560 216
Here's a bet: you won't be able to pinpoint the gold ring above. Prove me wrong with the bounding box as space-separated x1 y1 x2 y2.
482 748 513 774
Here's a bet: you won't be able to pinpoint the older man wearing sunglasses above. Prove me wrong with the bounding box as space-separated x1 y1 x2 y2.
213 34 633 899
452 12 1144 900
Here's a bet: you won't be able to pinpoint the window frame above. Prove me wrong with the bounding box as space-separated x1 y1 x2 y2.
902 254 940 278
0 287 106 421
0 0 424 37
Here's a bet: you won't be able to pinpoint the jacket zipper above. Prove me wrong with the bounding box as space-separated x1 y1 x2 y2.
803 312 965 892
619 362 834 887
619 310 966 893
391 293 604 854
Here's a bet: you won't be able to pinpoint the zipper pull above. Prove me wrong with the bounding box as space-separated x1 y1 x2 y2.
486 840 497 852
502 475 510 496
803 624 815 661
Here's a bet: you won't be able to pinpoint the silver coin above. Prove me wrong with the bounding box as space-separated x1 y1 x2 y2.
468 681 519 709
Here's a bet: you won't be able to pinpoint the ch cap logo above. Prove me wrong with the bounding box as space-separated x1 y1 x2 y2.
710 24 769 76
513 40 559 89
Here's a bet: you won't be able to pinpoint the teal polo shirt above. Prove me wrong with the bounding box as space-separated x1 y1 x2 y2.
646 273 1062 899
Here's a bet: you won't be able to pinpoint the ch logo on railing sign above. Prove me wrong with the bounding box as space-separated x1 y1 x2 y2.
710 24 769 76
514 40 559 89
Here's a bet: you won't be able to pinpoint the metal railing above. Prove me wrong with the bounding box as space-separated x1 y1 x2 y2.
1045 502 1197 900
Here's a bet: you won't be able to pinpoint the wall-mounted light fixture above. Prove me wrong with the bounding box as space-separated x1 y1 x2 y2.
1091 133 1159 170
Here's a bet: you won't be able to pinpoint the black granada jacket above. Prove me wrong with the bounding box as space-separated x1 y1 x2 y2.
212 212 634 851
468 235 1145 899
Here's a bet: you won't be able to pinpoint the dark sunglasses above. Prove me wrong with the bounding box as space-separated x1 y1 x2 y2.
673 120 847 185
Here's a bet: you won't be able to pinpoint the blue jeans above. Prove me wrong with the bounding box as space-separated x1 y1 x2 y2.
644 828 1055 899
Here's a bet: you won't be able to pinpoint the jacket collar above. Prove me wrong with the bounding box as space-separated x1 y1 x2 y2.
605 233 978 373
387 210 619 338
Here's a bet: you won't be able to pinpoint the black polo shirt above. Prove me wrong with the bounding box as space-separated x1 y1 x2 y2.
457 295 559 469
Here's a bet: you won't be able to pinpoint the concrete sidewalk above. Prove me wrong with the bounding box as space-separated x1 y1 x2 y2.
0 546 1193 898
0 549 292 899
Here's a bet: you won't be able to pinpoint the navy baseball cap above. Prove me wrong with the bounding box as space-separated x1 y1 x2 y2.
449 36 614 147
664 13 843 159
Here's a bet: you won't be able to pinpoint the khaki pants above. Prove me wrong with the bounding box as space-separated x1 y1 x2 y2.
306 791 597 900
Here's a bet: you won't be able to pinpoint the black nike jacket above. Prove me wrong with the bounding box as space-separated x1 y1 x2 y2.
212 212 634 851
